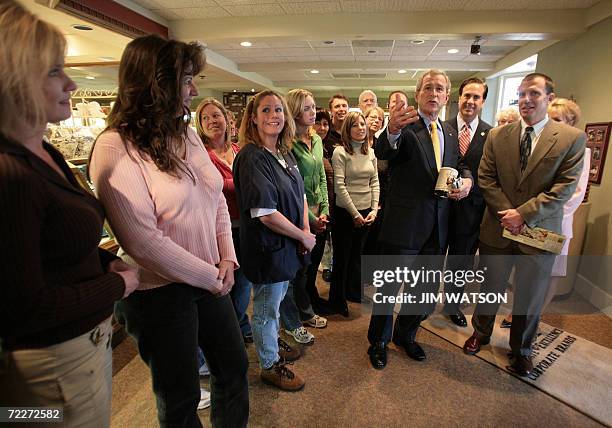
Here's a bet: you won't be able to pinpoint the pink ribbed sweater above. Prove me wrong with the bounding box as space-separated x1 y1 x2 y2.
89 128 237 291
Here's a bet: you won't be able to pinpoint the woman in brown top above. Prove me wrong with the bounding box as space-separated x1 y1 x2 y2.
0 1 138 426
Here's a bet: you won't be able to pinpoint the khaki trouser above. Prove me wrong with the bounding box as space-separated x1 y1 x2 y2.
0 318 113 428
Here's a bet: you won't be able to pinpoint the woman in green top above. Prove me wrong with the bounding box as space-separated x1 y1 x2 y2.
284 88 331 326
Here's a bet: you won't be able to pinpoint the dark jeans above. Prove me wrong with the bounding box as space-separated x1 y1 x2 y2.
293 229 327 319
116 284 249 428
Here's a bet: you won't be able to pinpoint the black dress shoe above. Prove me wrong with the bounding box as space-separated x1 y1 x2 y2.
448 311 467 327
322 269 332 282
311 300 334 316
394 340 426 361
507 354 533 377
500 318 512 329
329 303 349 317
367 342 388 369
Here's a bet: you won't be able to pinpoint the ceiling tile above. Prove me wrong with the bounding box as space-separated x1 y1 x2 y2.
394 40 437 47
281 2 341 14
463 54 503 62
265 40 312 48
390 55 427 61
223 4 286 16
436 39 474 47
392 46 434 55
353 46 393 56
355 55 391 62
426 54 468 61
430 45 470 56
319 56 355 62
274 48 316 56
250 56 292 63
169 7 230 18
314 47 354 56
284 56 321 62
309 40 352 47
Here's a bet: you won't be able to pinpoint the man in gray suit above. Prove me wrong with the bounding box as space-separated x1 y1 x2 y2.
463 73 586 376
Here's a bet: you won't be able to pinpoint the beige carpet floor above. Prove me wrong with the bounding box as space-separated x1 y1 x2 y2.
111 280 611 427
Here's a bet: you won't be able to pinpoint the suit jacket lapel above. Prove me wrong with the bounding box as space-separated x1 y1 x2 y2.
413 118 437 176
520 121 558 183
504 122 522 184
442 121 456 167
464 121 488 158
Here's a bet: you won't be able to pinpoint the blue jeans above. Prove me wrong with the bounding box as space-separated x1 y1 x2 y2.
231 268 253 337
231 228 252 337
251 281 289 369
279 281 302 331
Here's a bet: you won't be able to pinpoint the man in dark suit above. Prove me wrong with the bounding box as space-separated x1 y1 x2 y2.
463 73 585 376
367 69 473 369
443 78 492 327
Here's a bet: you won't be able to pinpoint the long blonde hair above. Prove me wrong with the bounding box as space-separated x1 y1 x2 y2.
0 0 66 135
238 90 295 153
286 88 316 138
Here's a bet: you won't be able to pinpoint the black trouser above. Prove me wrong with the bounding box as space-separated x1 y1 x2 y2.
443 230 480 312
329 206 371 310
368 227 443 345
116 284 249 428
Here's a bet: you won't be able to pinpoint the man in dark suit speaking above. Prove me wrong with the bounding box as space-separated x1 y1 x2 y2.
443 78 493 327
367 69 473 369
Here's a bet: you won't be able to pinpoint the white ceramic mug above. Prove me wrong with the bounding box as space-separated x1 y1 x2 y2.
435 167 462 198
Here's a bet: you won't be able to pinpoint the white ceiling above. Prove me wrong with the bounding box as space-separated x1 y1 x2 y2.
26 0 610 100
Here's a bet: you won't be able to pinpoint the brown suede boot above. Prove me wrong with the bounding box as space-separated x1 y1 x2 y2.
260 360 305 391
278 337 300 361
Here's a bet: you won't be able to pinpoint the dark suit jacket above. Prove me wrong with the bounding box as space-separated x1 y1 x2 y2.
375 117 472 252
446 117 492 238
479 120 586 252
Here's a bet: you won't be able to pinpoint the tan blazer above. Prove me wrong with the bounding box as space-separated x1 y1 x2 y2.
478 120 586 251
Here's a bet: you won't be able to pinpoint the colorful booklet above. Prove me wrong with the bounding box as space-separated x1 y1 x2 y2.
502 227 566 254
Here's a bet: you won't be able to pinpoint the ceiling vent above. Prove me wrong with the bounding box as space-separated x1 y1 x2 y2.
360 73 387 79
351 40 394 48
332 73 360 79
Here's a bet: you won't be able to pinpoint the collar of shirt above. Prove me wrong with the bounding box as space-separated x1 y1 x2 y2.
457 114 479 140
521 115 549 154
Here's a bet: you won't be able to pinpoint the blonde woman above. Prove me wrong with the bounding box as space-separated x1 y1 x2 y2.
329 111 380 316
283 88 330 329
234 90 316 391
0 1 138 425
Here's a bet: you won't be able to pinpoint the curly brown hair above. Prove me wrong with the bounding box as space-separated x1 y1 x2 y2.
91 34 205 180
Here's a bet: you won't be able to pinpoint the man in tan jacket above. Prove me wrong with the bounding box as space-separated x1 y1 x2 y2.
463 73 586 376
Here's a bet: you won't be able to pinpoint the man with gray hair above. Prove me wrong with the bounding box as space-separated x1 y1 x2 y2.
358 89 378 113
367 69 473 369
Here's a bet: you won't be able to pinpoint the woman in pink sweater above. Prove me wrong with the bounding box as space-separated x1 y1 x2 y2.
89 35 248 427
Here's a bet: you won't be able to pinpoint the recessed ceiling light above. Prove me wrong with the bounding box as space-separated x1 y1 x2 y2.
240 41 252 47
398 69 407 74
85 76 95 80
411 40 425 45
251 88 255 92
72 24 93 31
323 40 335 45
447 48 459 54
310 69 320 74
233 89 237 93
367 50 377 54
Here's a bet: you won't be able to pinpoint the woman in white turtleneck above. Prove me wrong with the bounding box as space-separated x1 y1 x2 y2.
329 111 380 316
